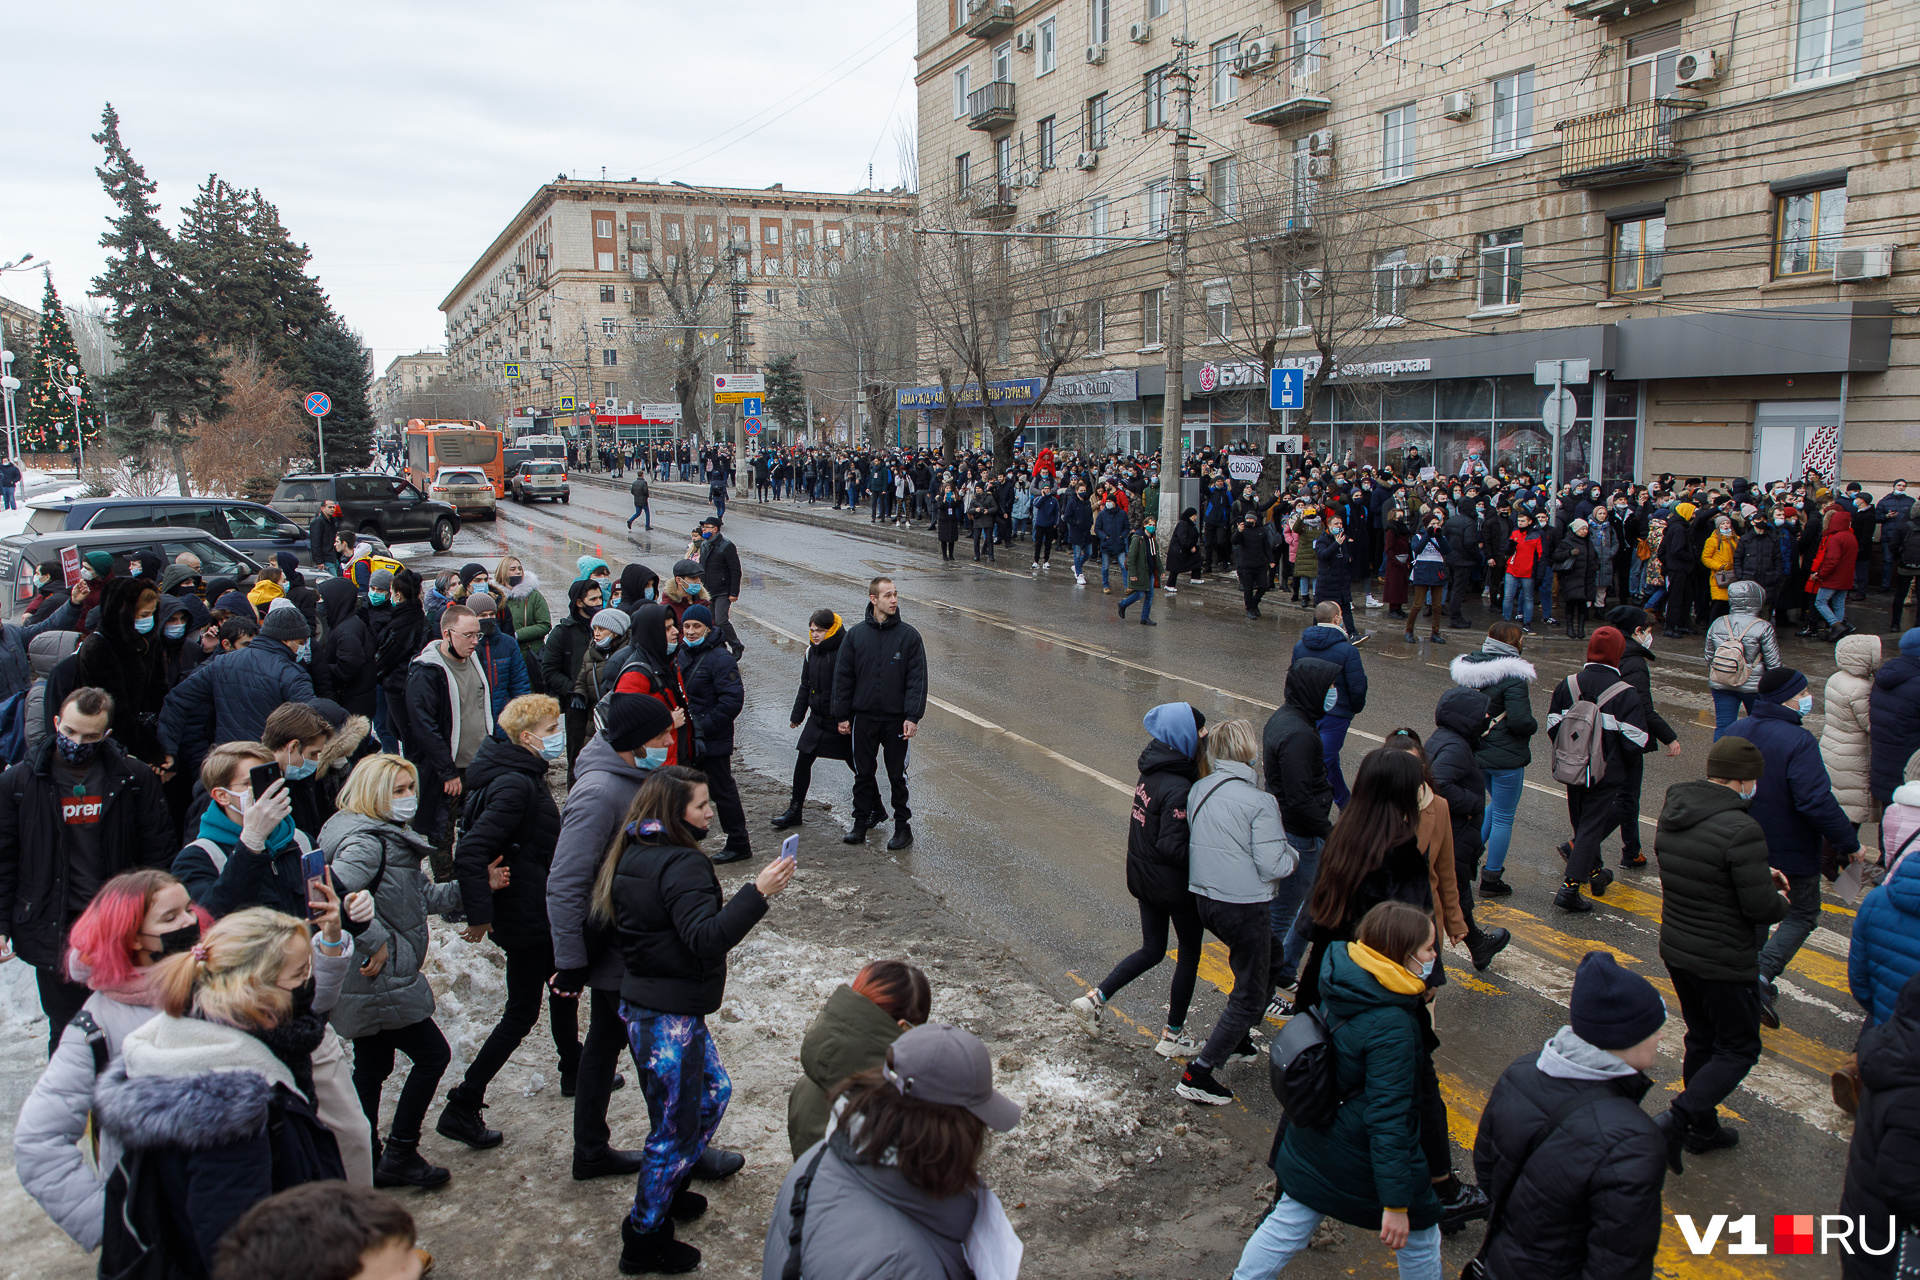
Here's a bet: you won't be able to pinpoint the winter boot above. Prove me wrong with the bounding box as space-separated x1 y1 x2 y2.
374 1136 451 1190
769 804 804 829
434 1091 502 1149
1467 927 1512 972
886 821 914 851
618 1216 700 1276
842 819 871 845
1478 872 1513 897
1553 881 1593 913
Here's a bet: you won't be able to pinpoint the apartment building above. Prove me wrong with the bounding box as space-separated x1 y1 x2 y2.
440 179 916 436
915 0 1916 483
371 351 451 426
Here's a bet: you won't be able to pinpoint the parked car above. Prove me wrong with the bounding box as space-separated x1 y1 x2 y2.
23 496 314 565
0 528 262 622
508 460 570 505
269 472 459 552
429 466 498 521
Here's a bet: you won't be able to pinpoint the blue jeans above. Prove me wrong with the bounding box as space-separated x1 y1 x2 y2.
1100 550 1128 590
1711 689 1755 740
1815 586 1847 626
1117 586 1153 620
1480 766 1524 875
1072 543 1090 576
1 485 14 510
1268 835 1322 988
1296 575 1314 598
1234 1194 1442 1280
1759 873 1823 984
1501 574 1534 626
1319 715 1353 808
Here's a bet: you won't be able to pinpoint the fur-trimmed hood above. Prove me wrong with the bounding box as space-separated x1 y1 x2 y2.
318 713 373 774
93 1016 296 1151
1451 652 1537 688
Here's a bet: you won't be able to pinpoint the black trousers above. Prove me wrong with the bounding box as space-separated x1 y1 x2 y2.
972 525 996 560
1603 752 1647 859
36 965 90 1059
1565 779 1623 884
575 986 635 1157
1034 527 1057 564
1238 569 1267 613
791 749 853 807
354 1017 452 1145
454 940 581 1106
1415 1022 1452 1179
1667 569 1696 630
1667 964 1763 1134
1892 574 1917 631
939 538 957 560
1452 839 1489 949
1094 898 1205 1031
1193 897 1279 1071
700 753 750 853
850 715 911 826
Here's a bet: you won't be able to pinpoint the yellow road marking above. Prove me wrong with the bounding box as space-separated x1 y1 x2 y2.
1598 880 1853 996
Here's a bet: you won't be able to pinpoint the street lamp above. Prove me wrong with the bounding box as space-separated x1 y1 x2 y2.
0 348 19 462
64 363 86 475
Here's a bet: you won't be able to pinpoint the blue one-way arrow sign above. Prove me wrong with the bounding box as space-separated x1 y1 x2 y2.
1269 368 1305 412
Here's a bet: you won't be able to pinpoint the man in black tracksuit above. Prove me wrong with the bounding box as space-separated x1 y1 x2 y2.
1260 658 1338 993
1546 626 1649 914
695 517 745 657
831 577 929 851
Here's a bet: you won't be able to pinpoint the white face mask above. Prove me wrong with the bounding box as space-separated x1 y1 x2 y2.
390 795 419 823
1740 781 1759 802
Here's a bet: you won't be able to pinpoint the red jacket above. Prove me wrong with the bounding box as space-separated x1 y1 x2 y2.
1811 525 1858 590
1505 530 1543 579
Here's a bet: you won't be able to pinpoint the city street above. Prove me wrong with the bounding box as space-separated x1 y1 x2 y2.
423 476 1854 1277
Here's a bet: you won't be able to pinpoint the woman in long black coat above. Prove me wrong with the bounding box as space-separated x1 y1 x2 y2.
373 569 429 753
933 484 965 561
51 577 167 768
1556 518 1598 638
1166 508 1204 584
770 609 853 828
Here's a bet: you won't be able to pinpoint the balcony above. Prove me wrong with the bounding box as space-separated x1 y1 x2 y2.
1247 187 1324 256
1555 98 1706 188
967 81 1016 131
1244 61 1330 128
964 0 1017 39
1562 0 1638 20
971 181 1018 220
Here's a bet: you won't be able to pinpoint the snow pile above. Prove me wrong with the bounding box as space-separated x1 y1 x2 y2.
418 926 510 1072
0 959 46 1035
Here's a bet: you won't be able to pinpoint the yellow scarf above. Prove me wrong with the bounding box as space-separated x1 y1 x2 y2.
1346 941 1428 995
821 613 843 640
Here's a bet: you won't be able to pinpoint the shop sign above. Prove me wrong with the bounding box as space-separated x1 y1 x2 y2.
1275 355 1433 381
1049 369 1140 404
896 378 1043 409
1196 361 1265 394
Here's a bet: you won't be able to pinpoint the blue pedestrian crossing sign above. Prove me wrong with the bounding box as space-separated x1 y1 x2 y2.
1269 368 1306 412
559 395 576 412
741 396 762 417
744 416 763 436
503 363 521 380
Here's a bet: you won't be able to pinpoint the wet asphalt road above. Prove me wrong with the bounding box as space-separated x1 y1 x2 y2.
419 481 1851 1278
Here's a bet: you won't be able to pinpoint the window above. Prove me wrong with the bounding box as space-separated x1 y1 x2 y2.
1794 0 1865 81
994 41 1012 82
763 224 780 245
1141 288 1164 345
665 221 681 241
1775 184 1847 276
1204 279 1232 340
1372 250 1410 324
602 349 618 366
701 223 715 242
1086 196 1110 256
1037 115 1057 168
601 318 618 336
1611 214 1665 293
1210 37 1241 107
595 218 613 238
766 288 780 305
1089 0 1109 45
1288 3 1324 91
1282 272 1317 330
1381 103 1416 181
604 382 617 399
953 65 972 117
599 286 617 303
1144 66 1170 129
994 317 1012 364
995 135 1014 185
794 226 811 247
1489 70 1533 154
1209 156 1239 216
1085 92 1109 148
1088 297 1106 352
1038 17 1058 73
1145 179 1171 234
596 251 615 272
1625 26 1680 103
956 152 972 191
1384 0 1417 41
825 227 842 247
1148 0 1168 16
1478 228 1524 308
1288 136 1319 218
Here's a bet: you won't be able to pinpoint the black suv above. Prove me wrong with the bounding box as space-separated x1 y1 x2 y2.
270 473 459 552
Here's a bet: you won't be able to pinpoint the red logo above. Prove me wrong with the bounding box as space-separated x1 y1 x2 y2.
1773 1216 1815 1255
1197 364 1219 393
61 797 102 825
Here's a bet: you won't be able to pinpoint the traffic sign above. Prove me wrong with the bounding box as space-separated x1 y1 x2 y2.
741 396 762 417
744 416 763 436
1541 388 1579 434
1268 368 1306 412
712 373 764 394
503 363 521 380
1267 434 1304 455
1534 359 1591 386
304 391 331 417
559 396 576 412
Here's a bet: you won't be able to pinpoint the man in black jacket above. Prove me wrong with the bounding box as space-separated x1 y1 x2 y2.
1442 503 1483 630
0 687 174 1054
1260 658 1338 996
676 606 749 863
695 517 745 657
1428 685 1512 971
1600 606 1682 871
1546 627 1650 913
1472 951 1668 1280
831 577 929 850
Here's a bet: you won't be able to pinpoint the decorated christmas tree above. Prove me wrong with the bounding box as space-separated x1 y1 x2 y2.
22 273 97 454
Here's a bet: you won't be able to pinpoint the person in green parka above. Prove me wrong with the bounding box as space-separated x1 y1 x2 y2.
787 959 932 1156
1234 899 1445 1279
497 555 552 672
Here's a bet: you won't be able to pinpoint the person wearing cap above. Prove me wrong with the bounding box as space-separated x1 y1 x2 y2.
832 577 929 850
762 1022 1021 1280
1545 627 1650 913
1652 734 1790 1160
403 603 493 848
606 764 795 1273
464 591 532 729
571 606 632 721
158 599 317 762
662 557 707 626
771 609 855 830
676 603 751 862
696 517 745 658
1470 951 1668 1278
1727 668 1859 1028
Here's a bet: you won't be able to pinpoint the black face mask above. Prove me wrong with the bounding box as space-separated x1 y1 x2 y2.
687 821 710 843
479 618 499 638
153 919 201 960
289 976 317 1016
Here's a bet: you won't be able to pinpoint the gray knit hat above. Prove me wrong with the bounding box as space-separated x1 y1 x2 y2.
258 606 311 642
591 608 632 636
369 567 394 592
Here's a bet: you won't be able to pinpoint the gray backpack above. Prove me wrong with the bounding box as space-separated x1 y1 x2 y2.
1551 676 1631 787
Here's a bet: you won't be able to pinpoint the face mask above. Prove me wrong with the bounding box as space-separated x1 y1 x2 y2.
1636 631 1653 650
1145 526 1156 535
288 975 318 1015
480 618 499 638
686 583 703 596
164 621 188 640
1740 782 1758 802
221 787 253 815
644 586 656 600
132 614 156 635
665 640 678 654
644 746 671 767
81 566 96 582
389 794 419 823
685 633 705 648
283 759 318 782
129 564 143 577
539 729 566 760
296 640 312 664
508 573 524 587
1411 957 1435 980
1323 688 1338 713
701 529 715 540
55 733 98 765
152 919 202 960
594 635 617 654
369 591 388 606
1797 693 1814 715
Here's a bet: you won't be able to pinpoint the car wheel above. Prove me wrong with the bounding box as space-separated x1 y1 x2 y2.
430 516 456 553
484 509 498 521
562 493 571 504
358 523 383 542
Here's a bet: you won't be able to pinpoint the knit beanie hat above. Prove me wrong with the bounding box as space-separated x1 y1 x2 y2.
681 604 713 627
466 591 496 615
591 608 632 636
1569 951 1666 1051
1757 667 1808 703
369 567 394 592
258 606 311 642
1603 605 1651 635
458 562 487 587
602 692 674 752
1902 628 1920 660
83 550 115 576
1706 734 1765 781
1585 626 1625 667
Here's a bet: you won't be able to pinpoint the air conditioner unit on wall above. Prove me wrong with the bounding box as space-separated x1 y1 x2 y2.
1234 38 1276 75
1307 156 1335 178
1308 129 1335 155
1085 43 1107 64
1076 151 1100 171
1129 20 1152 42
1425 254 1459 280
1832 244 1893 281
1675 49 1719 86
1014 29 1034 51
1441 90 1474 120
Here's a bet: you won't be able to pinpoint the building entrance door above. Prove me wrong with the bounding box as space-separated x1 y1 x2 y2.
1753 401 1839 485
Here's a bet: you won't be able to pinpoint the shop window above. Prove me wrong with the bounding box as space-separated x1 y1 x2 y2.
1775 184 1846 277
1611 214 1665 294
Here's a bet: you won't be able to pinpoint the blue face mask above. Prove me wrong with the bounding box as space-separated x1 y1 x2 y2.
297 641 312 664
369 592 388 606
685 633 705 648
129 564 142 577
1797 693 1814 715
284 759 318 781
666 639 678 653
133 615 155 634
1413 957 1435 980
686 583 703 596
643 746 671 766
539 729 566 760
1323 688 1338 713
163 621 187 640
644 586 656 600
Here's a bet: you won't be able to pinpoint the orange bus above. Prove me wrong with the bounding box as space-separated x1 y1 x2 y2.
405 421 506 497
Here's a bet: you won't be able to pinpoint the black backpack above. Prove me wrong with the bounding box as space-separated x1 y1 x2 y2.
100 1148 202 1280
1268 1005 1350 1130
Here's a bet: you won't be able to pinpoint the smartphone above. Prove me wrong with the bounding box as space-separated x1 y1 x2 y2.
299 848 328 919
249 760 283 798
780 834 799 865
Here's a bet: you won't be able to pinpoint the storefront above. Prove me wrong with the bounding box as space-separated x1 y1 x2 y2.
897 370 1148 454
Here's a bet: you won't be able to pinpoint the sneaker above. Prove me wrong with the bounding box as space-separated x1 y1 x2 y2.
1069 991 1104 1035
1366 595 1385 608
1165 585 1178 594
1224 1036 1261 1066
1154 1026 1202 1058
1266 995 1297 1022
1435 1180 1492 1235
1075 574 1086 586
1757 977 1781 1030
1031 560 1040 569
1620 850 1648 868
1175 1063 1234 1105
1588 866 1615 898
1682 1124 1740 1155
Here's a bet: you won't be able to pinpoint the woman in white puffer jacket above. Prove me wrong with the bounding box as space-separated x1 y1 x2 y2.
1821 632 1883 825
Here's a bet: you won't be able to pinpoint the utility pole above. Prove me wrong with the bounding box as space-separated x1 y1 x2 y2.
1157 5 1196 535
729 234 750 492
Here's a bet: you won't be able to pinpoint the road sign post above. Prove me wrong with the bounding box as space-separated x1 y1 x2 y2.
1268 368 1306 413
1533 359 1588 495
304 391 331 472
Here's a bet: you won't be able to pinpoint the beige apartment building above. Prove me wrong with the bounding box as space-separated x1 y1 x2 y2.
440 179 916 439
915 0 1916 484
373 351 450 427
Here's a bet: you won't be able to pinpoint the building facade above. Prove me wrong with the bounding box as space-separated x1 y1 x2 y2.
373 351 450 427
915 0 1916 483
440 179 916 441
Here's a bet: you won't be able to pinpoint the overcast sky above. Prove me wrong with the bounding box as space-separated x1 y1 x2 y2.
2 0 917 371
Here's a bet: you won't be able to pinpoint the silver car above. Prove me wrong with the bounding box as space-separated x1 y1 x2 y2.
510 461 570 504
429 467 497 521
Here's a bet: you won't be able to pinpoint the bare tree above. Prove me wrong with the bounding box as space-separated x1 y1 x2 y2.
391 378 503 425
633 219 733 447
188 345 306 497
